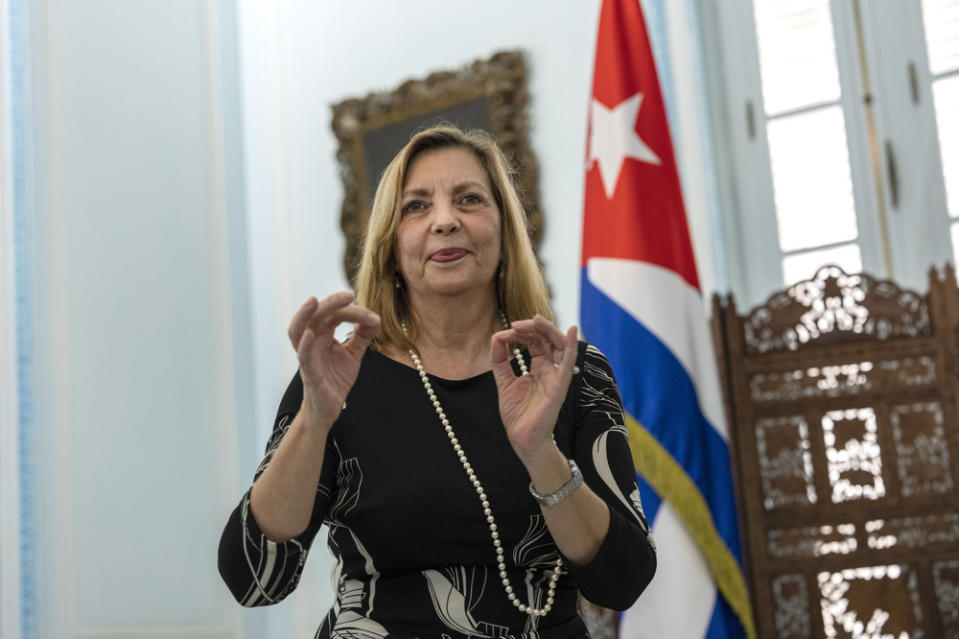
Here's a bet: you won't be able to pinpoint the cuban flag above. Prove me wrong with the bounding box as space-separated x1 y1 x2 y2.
579 1 755 637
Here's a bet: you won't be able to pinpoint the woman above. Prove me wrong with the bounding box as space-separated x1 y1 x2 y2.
218 125 657 638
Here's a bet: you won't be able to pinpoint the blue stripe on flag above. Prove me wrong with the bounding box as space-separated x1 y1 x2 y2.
636 473 662 524
581 270 741 561
705 591 747 639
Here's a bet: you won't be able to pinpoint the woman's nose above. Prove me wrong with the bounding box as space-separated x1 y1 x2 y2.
430 204 459 234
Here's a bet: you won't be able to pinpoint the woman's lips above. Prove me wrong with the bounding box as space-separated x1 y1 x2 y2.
430 248 468 263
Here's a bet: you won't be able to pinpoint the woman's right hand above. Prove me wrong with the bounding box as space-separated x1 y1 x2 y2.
288 291 380 428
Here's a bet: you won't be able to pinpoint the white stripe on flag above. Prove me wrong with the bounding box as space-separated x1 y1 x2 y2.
586 257 727 440
620 502 716 638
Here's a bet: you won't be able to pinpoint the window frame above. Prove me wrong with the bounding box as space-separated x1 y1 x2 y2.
700 0 956 308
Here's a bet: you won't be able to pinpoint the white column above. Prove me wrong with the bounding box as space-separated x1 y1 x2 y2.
25 0 251 636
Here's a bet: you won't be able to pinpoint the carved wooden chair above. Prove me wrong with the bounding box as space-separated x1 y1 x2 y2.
711 265 959 638
578 596 618 639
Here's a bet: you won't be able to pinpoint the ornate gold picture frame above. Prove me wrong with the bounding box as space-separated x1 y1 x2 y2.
331 50 542 282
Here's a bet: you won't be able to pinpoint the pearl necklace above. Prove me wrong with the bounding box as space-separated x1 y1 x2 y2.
405 318 563 617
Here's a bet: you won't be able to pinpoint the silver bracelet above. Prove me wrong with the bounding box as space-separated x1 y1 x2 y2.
529 459 583 507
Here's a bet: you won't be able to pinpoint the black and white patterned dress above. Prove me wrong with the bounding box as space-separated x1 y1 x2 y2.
218 342 656 638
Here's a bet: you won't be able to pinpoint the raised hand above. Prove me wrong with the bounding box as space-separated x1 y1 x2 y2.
490 315 579 463
288 291 380 427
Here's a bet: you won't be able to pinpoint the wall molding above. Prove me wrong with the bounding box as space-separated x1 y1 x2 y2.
201 0 245 634
1 0 24 634
2 0 36 637
235 0 298 450
35 0 78 634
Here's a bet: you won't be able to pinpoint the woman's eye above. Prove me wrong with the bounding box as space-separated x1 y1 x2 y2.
403 200 426 213
460 193 482 205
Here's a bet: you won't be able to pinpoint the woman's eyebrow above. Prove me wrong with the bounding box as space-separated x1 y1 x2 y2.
401 186 432 199
451 180 488 194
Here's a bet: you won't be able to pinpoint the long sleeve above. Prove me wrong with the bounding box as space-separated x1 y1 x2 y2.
217 371 339 607
563 343 657 610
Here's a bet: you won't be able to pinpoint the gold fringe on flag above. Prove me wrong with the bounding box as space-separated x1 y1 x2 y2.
625 413 757 639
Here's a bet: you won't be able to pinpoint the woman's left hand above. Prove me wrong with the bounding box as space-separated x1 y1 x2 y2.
490 315 579 463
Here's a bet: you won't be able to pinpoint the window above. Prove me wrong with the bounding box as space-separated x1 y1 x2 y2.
754 0 862 285
703 0 958 306
923 0 959 262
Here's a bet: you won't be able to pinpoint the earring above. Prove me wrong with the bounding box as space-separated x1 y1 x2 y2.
394 274 402 289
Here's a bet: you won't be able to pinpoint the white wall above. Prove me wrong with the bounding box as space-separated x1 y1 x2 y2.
22 0 254 636
5 1 719 637
237 1 719 635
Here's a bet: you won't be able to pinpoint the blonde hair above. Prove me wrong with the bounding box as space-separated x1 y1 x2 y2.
354 125 553 352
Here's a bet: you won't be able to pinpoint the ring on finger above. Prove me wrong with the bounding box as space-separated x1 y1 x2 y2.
552 361 582 374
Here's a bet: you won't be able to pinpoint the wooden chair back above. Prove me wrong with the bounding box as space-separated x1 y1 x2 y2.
711 265 959 638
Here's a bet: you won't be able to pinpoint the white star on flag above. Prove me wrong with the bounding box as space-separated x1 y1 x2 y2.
588 93 661 198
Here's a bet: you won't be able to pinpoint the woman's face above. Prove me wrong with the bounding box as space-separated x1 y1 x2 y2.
394 146 502 304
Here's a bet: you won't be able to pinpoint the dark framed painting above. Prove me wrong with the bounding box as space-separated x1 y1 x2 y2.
331 50 543 282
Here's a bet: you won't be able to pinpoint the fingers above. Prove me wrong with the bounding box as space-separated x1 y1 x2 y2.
489 330 519 387
288 291 383 352
499 315 580 374
296 327 318 375
560 325 579 372
343 308 381 356
504 316 569 360
312 305 377 333
288 292 353 348
533 315 570 352
288 296 319 348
